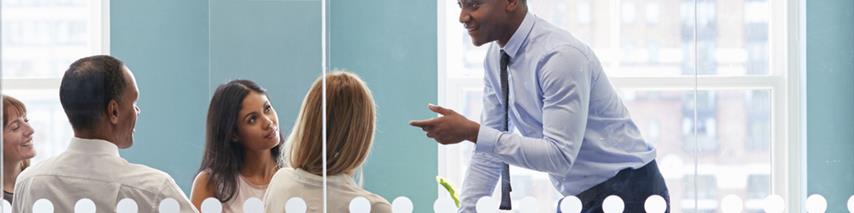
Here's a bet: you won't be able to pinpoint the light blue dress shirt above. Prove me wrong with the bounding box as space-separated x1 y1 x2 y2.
459 12 657 212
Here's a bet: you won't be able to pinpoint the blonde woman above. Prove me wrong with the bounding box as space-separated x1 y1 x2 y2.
263 71 391 212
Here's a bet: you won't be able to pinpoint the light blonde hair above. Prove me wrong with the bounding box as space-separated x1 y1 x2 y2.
288 71 376 176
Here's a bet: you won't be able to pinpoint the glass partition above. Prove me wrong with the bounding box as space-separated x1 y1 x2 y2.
324 0 439 212
207 0 323 212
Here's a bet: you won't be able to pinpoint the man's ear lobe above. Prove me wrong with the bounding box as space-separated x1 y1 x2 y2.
108 100 120 124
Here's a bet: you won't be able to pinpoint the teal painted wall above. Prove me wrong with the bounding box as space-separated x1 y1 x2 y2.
112 0 322 195
806 0 854 212
111 0 210 195
328 0 439 211
208 0 321 145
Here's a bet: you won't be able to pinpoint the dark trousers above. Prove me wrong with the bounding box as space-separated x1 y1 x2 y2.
557 160 670 213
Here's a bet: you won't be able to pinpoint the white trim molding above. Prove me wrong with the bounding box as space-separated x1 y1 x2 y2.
783 0 807 211
100 0 111 54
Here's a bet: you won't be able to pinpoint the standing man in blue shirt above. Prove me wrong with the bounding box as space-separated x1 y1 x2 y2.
410 0 669 212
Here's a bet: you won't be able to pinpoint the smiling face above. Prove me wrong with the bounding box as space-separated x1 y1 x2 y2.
3 107 36 163
235 91 280 152
458 0 514 46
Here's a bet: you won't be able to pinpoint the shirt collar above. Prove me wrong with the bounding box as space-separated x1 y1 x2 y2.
501 12 536 59
68 137 120 157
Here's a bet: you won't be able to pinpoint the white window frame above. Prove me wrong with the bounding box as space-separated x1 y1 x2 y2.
436 0 805 211
1 0 110 89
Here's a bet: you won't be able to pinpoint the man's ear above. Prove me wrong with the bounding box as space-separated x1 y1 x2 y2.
505 0 520 12
107 99 120 125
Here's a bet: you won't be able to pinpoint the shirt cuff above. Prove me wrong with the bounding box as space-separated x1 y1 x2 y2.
475 125 502 154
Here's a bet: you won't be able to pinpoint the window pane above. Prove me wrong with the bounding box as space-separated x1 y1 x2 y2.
526 0 686 77
524 0 772 77
623 89 772 212
699 0 771 76
2 0 98 79
446 0 774 78
701 90 771 213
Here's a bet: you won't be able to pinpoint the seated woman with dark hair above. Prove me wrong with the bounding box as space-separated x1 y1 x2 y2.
191 80 284 212
2 95 36 204
264 71 391 212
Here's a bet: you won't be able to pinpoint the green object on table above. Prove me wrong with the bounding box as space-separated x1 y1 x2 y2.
436 176 461 208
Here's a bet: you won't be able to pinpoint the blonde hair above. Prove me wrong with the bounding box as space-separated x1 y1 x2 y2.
288 71 376 176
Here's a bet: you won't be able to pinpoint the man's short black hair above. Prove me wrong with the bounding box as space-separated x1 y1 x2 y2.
59 55 127 131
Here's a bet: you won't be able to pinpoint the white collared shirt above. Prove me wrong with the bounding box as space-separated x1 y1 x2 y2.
263 167 391 213
12 137 197 213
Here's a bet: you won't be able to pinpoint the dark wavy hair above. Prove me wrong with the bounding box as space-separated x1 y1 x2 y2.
198 79 283 202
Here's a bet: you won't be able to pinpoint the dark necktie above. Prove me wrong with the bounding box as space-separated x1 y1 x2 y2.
498 50 512 210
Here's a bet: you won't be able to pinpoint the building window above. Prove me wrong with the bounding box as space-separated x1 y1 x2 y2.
682 174 718 212
746 91 771 151
682 91 719 153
